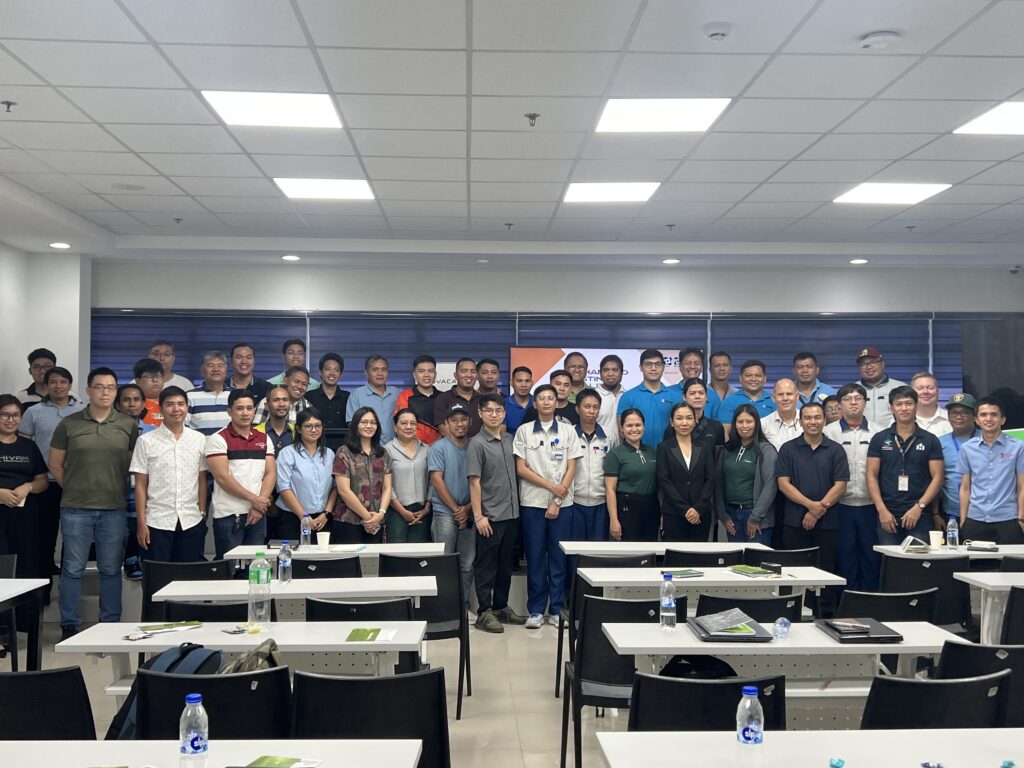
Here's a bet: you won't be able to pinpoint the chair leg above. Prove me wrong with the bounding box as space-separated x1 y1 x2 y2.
456 635 465 721
464 622 472 697
559 669 571 768
572 693 583 768
555 617 565 698
7 621 18 672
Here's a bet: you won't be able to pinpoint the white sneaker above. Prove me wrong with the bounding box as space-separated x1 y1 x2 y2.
544 613 560 626
525 613 544 629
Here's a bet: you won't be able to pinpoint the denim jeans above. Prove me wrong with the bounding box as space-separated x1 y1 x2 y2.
723 506 772 546
212 514 267 560
59 507 127 628
876 512 931 547
431 508 475 610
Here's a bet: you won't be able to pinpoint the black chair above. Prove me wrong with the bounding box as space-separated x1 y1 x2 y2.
836 588 938 622
861 670 1011 729
164 600 278 623
1000 556 1024 573
879 554 971 630
555 552 656 698
292 556 362 579
628 672 787 732
292 667 450 768
378 553 471 720
663 549 744 568
141 560 232 622
1002 586 1024 644
696 593 804 624
560 595 661 768
745 547 819 567
136 666 291 739
936 640 1024 727
305 597 419 673
0 554 18 670
0 666 96 739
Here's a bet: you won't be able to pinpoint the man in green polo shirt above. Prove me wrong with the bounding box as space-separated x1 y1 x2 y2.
50 367 138 639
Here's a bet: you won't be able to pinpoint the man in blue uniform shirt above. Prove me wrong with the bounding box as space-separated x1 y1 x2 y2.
616 349 681 442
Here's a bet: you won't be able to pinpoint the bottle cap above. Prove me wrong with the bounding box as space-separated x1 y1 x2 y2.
662 572 673 580
281 540 290 545
185 693 202 705
742 685 758 696
256 551 265 557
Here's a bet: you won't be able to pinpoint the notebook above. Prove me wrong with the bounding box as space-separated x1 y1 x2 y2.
815 617 904 644
688 608 774 643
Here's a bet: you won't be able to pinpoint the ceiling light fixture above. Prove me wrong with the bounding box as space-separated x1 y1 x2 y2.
281 254 301 262
49 242 71 249
596 98 730 133
564 182 660 203
849 259 869 265
476 259 490 263
662 258 680 265
645 312 663 316
120 308 134 313
274 178 374 200
833 183 950 205
954 102 1024 135
202 91 341 128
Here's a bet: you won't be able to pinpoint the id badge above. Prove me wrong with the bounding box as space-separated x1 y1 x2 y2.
898 474 909 492
550 448 564 462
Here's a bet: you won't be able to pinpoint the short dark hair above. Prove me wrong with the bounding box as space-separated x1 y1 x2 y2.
44 366 72 386
837 382 867 401
87 367 118 386
393 407 417 425
284 365 310 380
619 407 644 425
150 339 175 352
709 350 731 364
669 402 697 421
455 357 476 370
295 407 327 457
793 351 818 365
739 359 766 375
319 352 344 372
27 347 56 365
158 386 188 406
533 383 557 399
478 393 504 410
639 348 663 365
679 347 705 364
477 357 499 370
116 383 142 402
801 401 826 417
412 354 436 369
822 395 840 410
564 351 587 365
228 389 255 407
281 338 305 355
975 396 1005 415
889 385 918 405
681 377 707 397
549 368 572 383
0 394 21 412
575 387 601 408
599 354 623 370
132 357 163 380
365 354 388 370
230 342 254 358
512 366 533 378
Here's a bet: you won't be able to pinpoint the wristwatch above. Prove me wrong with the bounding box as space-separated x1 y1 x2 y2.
916 501 927 510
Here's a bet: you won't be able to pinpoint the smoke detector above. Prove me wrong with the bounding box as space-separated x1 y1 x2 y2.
703 22 731 42
859 31 902 50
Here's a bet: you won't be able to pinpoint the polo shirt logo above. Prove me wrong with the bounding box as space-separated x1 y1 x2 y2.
915 443 926 451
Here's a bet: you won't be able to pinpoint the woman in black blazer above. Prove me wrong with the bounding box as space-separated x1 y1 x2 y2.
656 402 715 541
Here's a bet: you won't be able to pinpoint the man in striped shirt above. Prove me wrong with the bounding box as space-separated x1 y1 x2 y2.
187 351 233 436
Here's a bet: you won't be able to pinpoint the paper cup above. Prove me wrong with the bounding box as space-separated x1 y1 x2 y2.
929 530 943 549
317 531 331 551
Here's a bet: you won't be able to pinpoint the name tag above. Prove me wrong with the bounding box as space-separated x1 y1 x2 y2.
898 474 909 492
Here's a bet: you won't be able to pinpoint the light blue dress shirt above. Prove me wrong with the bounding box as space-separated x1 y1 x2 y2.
956 432 1024 523
346 384 401 443
275 443 336 516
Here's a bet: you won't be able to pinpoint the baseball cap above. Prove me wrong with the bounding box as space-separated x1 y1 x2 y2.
856 347 883 362
445 403 469 419
946 393 977 412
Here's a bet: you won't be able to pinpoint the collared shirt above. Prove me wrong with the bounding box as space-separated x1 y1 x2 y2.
706 384 736 422
253 396 311 428
603 442 658 495
860 376 906 429
16 383 82 411
616 382 681 444
513 419 583 508
331 445 391 524
719 389 777 424
275 442 336 517
956 432 1024 523
163 374 196 392
522 402 580 427
775 434 850 530
141 399 163 430
429 437 470 515
19 397 85 478
186 385 233 436
50 407 139 510
573 424 618 506
255 419 295 456
268 370 320 390
760 411 803 451
797 379 837 408
228 376 271 406
384 439 430 506
305 387 350 448
867 425 943 516
823 418 880 506
940 429 980 517
466 430 519 522
129 424 208 531
347 384 402 443
917 407 952 437
394 388 440 444
433 387 482 438
504 394 534 434
205 425 275 519
596 384 623 438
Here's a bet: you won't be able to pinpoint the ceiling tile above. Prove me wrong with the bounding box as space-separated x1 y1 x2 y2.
471 182 563 201
714 98 862 133
654 182 757 202
162 44 327 91
253 154 364 178
570 159 678 182
0 122 123 151
908 135 1024 162
870 159 994 184
724 201 821 218
807 202 910 219
0 148 57 173
469 159 569 182
69 174 184 195
581 134 701 161
141 153 263 177
470 218 551 233
351 129 466 158
381 200 468 217
474 52 617 96
960 162 1024 186
473 0 639 50
122 0 306 44
228 127 354 156
936 185 1024 205
556 202 645 218
471 201 557 218
288 199 380 215
611 53 767 97
321 50 465 95
748 55 915 98
62 87 217 124
79 210 143 226
338 95 466 130
862 218 955 234
799 133 935 160
102 194 205 212
0 0 144 41
881 57 1024 100
547 217 631 233
835 100 998 133
172 176 280 196
300 214 389 231
745 182 852 202
375 181 467 201
785 0 989 55
218 212 308 229
299 0 465 47
939 3 1024 56
4 172 90 194
387 217 467 231
28 150 157 175
670 160 785 183
0 49 41 85
0 86 89 122
690 132 819 160
107 124 241 153
108 224 155 235
975 203 1024 220
770 159 891 182
193 196 294 214
4 41 184 87
697 218 792 238
640 201 734 219
472 131 584 160
889 203 995 220
471 97 600 132
45 192 119 211
363 157 467 182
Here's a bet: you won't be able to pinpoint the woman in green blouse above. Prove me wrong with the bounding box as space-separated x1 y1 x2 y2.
714 403 778 545
603 408 659 541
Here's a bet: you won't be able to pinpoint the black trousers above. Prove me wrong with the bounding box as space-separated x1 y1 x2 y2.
474 518 517 613
36 483 61 577
616 492 660 542
331 518 383 544
961 517 1024 545
662 512 712 542
783 524 839 616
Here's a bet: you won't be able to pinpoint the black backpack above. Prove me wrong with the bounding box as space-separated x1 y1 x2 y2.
105 642 222 740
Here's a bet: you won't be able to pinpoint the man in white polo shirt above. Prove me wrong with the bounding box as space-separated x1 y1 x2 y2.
761 378 802 451
912 372 951 437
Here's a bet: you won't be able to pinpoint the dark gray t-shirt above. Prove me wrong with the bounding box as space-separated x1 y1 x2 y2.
466 430 519 522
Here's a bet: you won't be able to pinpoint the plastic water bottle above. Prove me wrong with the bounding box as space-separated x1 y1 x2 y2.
247 551 272 629
736 685 764 748
659 573 676 631
300 514 312 549
946 516 960 550
179 692 208 766
278 540 293 584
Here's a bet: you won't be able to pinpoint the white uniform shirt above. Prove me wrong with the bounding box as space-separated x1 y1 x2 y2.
917 407 952 437
760 411 803 451
513 419 583 508
861 376 905 429
822 418 880 507
596 383 624 439
573 424 618 506
129 425 208 531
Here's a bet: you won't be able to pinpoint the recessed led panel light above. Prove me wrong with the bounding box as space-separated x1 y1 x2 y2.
564 182 660 203
49 242 71 249
274 178 374 200
849 259 869 265
596 99 730 133
662 258 680 265
833 183 950 205
954 102 1024 135
281 254 301 262
202 91 341 128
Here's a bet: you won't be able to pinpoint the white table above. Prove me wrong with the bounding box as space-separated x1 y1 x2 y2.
875 543 1024 560
578 566 844 601
0 738 422 768
597 729 1021 767
57 620 427 698
226 542 445 575
0 578 48 670
954 571 1024 644
561 540 770 556
152 575 437 604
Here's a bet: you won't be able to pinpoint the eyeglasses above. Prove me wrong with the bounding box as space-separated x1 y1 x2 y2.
90 384 117 392
641 361 665 368
139 374 163 381
301 424 323 432
840 395 865 403
30 364 53 372
0 412 21 420
357 420 378 427
481 408 505 416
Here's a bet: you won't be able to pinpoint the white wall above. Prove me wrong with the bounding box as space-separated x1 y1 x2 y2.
91 260 1024 314
0 245 29 393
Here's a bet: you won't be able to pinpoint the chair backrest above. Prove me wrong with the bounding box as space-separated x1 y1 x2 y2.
861 670 1010 730
1000 556 1024 573
136 665 291 739
663 549 744 568
696 593 804 624
378 554 463 638
305 597 415 622
878 554 971 627
141 560 232 622
0 553 16 578
628 672 786 732
836 588 938 623
164 600 279 623
292 667 450 768
292 556 362 579
936 640 1024 727
575 596 660 692
0 667 95 740
1002 586 1024 644
744 547 819 567
570 553 657 622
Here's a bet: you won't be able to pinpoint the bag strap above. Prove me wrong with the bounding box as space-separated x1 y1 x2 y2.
173 647 220 675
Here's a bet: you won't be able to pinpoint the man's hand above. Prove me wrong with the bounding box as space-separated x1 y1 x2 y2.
0 489 19 507
684 507 701 525
137 520 151 550
544 502 560 520
475 516 493 537
453 504 469 526
802 512 818 530
609 519 622 541
246 507 264 526
747 522 762 540
878 509 898 534
901 505 922 529
550 481 570 499
250 495 270 513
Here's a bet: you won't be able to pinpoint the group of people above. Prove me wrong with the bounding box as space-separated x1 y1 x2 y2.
1 340 1021 640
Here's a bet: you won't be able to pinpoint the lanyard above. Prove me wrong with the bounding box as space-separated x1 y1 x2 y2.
894 431 917 473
